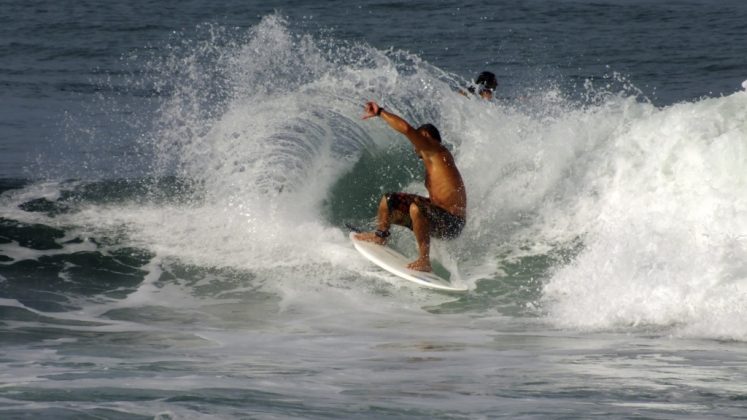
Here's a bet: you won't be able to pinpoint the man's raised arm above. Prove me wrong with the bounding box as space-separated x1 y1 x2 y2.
361 101 435 152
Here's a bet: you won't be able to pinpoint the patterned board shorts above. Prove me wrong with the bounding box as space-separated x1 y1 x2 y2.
385 192 465 239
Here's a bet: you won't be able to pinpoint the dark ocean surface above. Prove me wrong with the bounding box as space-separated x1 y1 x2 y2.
1 1 747 418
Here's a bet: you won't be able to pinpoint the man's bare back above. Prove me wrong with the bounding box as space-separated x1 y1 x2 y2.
421 146 466 218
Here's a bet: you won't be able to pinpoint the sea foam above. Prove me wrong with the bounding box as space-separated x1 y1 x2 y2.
542 92 747 340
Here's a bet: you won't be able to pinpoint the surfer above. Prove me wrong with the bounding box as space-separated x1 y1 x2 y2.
355 101 467 272
459 71 498 100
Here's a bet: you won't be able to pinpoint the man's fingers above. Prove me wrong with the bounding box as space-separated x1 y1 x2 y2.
362 101 377 119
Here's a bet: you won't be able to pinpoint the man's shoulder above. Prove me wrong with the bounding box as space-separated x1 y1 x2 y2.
436 145 456 159
425 147 456 165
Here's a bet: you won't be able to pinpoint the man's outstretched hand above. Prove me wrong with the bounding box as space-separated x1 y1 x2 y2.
362 101 382 119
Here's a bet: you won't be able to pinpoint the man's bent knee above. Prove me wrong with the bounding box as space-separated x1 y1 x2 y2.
409 202 421 218
409 203 429 229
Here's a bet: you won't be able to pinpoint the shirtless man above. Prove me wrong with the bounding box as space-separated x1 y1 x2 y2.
355 101 467 272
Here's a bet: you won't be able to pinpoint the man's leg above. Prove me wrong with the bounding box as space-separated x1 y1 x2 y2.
354 194 412 245
407 202 432 272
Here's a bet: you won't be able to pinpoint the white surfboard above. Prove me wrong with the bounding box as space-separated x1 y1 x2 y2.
350 232 468 292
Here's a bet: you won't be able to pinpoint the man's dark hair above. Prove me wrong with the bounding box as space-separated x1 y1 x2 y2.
417 123 442 143
475 71 498 92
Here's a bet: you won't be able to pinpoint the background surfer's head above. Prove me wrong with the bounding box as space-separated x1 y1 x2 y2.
417 124 442 143
468 71 497 99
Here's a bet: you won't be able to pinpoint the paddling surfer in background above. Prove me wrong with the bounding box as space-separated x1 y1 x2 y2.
459 71 498 100
354 101 467 272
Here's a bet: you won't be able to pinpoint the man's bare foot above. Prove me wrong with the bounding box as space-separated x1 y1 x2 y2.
407 257 432 272
354 231 387 246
